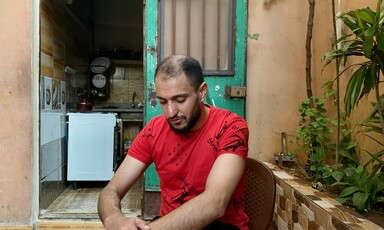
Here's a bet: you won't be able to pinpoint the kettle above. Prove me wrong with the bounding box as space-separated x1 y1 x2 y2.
77 96 94 112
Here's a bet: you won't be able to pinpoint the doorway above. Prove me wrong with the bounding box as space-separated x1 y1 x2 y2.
39 0 144 219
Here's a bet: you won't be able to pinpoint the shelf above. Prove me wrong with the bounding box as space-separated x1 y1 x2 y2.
111 59 143 66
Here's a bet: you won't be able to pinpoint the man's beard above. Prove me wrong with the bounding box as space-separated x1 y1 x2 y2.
168 104 201 134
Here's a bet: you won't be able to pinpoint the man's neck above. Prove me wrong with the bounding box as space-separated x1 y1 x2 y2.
191 103 210 131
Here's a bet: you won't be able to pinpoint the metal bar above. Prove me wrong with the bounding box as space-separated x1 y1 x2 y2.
172 0 176 54
187 0 191 56
202 0 206 69
229 0 235 73
217 0 221 70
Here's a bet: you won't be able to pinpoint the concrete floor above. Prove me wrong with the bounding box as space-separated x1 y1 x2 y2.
39 178 143 220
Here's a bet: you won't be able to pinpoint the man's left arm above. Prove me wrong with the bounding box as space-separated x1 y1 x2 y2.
148 153 246 230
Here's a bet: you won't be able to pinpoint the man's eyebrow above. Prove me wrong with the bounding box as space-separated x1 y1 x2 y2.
156 93 189 100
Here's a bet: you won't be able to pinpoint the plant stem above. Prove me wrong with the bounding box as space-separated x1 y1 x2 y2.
305 0 315 99
331 0 340 170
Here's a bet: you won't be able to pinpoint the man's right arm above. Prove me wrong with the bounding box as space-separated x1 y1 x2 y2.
98 155 149 230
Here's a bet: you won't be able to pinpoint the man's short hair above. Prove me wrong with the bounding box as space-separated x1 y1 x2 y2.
155 55 204 92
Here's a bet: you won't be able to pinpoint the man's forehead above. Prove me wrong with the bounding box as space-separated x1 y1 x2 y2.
156 72 186 80
155 78 194 99
155 73 191 87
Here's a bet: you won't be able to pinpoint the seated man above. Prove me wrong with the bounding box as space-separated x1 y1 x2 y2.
98 55 250 230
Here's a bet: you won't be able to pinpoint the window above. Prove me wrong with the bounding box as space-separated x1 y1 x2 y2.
159 0 235 75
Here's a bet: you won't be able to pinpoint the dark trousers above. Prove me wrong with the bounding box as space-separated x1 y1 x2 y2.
203 222 239 230
151 217 239 230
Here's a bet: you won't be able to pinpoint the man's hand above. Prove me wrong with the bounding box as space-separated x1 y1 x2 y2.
103 214 150 230
98 156 149 229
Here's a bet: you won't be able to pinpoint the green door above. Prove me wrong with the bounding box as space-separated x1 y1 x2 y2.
143 0 247 191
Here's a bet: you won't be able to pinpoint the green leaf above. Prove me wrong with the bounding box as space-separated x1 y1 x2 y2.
356 165 364 175
336 197 350 204
345 167 357 177
332 171 345 182
340 13 359 32
310 165 317 171
344 65 367 115
367 150 384 165
362 27 374 56
347 141 357 149
376 0 384 22
374 180 384 194
332 181 351 187
355 8 376 25
339 186 360 198
377 31 384 52
360 124 383 134
360 64 376 99
352 192 370 212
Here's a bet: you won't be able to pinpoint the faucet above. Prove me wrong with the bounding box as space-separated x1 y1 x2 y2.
132 92 137 108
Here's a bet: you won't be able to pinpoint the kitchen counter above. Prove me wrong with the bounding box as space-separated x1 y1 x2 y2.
91 103 144 113
91 108 144 113
66 103 144 118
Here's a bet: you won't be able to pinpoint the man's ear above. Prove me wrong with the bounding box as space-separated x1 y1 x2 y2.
199 82 208 102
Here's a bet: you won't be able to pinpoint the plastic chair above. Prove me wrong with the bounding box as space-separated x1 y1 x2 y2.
244 158 276 230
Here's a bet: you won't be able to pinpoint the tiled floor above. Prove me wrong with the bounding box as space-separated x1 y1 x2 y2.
39 178 143 220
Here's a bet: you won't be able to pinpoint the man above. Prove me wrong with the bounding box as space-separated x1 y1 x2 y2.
98 55 249 230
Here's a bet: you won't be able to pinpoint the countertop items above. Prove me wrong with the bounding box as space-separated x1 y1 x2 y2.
92 103 144 113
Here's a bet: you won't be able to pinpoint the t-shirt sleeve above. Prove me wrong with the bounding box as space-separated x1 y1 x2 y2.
217 114 249 159
128 120 155 165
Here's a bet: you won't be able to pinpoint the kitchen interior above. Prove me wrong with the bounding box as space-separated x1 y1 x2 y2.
39 0 144 219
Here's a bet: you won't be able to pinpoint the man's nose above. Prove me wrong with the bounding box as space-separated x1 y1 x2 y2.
166 101 178 118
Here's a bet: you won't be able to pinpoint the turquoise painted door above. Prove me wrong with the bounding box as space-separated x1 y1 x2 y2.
144 0 247 191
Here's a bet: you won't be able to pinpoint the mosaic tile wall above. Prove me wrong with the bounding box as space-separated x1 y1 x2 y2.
265 162 383 230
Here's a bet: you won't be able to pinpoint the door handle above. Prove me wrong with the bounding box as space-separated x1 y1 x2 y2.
225 86 246 98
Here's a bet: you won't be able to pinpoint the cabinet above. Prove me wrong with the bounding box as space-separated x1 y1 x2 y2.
119 112 143 162
67 113 117 186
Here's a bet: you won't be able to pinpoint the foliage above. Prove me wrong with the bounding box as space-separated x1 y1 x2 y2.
294 96 333 182
322 80 359 169
332 150 384 213
323 0 384 213
322 0 384 133
293 86 359 184
332 91 384 213
357 95 384 136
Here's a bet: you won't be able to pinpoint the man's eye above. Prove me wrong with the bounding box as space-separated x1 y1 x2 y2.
176 98 186 103
158 99 167 104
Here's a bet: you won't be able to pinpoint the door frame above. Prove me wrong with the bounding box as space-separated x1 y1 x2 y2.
32 0 41 225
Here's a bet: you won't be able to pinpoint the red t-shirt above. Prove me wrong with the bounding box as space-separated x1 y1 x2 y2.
129 104 249 230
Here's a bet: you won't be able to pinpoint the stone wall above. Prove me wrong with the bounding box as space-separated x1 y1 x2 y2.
266 163 383 230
